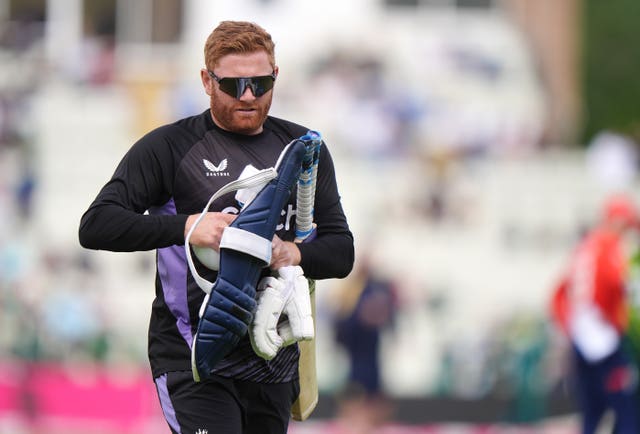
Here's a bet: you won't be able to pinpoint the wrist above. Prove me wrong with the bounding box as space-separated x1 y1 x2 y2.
184 214 197 239
288 241 302 265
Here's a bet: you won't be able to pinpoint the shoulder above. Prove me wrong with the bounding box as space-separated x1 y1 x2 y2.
159 110 212 143
132 110 211 155
264 115 310 140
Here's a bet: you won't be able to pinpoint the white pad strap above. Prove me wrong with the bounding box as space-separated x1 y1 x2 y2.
185 168 277 294
220 227 272 265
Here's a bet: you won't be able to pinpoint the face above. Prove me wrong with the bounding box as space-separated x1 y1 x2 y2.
201 51 278 135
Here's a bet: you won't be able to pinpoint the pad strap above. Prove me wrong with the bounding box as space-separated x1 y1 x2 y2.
185 168 277 294
220 227 272 266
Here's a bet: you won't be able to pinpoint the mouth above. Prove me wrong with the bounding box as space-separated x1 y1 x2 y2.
236 106 257 113
235 107 259 119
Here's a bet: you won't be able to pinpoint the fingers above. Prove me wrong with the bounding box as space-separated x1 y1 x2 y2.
187 217 300 267
185 212 237 248
270 236 301 270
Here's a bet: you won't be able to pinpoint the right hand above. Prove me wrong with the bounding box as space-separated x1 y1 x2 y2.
185 212 237 249
270 235 302 270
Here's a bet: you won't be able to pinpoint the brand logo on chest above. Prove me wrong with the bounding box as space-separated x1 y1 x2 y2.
203 158 230 177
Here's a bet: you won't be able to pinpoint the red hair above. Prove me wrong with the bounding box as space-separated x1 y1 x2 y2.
204 21 275 70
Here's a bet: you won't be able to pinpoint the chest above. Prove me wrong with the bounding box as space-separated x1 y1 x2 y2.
173 131 299 237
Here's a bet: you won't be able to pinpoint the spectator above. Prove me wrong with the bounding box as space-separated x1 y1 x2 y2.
550 194 640 434
332 256 398 433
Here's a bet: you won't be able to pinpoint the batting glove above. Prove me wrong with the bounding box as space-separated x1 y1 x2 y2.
249 276 286 360
250 266 314 360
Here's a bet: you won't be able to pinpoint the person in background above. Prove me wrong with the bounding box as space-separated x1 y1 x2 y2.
333 255 398 433
550 194 640 434
624 239 640 426
79 20 354 434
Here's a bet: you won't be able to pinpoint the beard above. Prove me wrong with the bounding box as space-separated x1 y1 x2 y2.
209 92 272 135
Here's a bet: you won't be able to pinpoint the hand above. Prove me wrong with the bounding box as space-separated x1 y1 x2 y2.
185 212 236 249
270 235 301 270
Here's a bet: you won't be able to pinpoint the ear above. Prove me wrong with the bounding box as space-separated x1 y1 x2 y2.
273 65 279 79
201 69 213 95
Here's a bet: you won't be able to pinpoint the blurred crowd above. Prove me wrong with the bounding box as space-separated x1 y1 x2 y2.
0 14 151 370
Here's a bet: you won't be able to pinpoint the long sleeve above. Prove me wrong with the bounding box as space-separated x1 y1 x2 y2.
79 126 189 251
297 144 354 280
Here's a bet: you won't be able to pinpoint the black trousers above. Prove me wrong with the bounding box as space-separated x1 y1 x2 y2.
155 371 300 434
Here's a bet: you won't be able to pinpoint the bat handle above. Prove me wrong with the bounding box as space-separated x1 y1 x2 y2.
295 224 317 244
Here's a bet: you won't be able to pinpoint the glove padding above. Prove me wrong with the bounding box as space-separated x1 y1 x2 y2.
278 265 314 341
250 276 287 359
250 265 314 360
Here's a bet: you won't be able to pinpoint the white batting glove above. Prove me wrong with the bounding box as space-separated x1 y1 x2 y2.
249 276 286 360
276 318 297 347
279 266 314 342
250 266 314 360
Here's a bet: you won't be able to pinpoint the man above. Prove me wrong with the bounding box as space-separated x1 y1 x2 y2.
79 21 354 434
333 255 397 433
550 194 640 434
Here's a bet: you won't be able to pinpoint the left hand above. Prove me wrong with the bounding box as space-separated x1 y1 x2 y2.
270 235 301 270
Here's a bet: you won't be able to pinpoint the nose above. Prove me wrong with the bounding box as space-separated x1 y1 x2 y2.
238 84 256 101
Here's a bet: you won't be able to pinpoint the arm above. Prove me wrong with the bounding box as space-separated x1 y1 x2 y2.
550 275 570 334
296 144 354 280
78 128 188 252
596 240 629 332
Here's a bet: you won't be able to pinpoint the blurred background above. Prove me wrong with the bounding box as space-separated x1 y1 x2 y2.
1 0 639 433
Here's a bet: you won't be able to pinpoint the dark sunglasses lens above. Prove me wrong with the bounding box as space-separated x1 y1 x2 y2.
217 75 275 99
217 78 240 98
250 76 275 97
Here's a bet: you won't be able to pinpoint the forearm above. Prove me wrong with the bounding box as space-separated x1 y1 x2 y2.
79 204 188 251
298 231 354 280
294 145 354 280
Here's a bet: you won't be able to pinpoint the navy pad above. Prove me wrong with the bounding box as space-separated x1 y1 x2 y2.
192 139 307 380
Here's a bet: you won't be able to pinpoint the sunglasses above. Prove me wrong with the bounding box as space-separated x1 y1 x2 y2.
208 70 276 99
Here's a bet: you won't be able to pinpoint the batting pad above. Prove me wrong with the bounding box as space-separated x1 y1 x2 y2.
191 138 307 382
